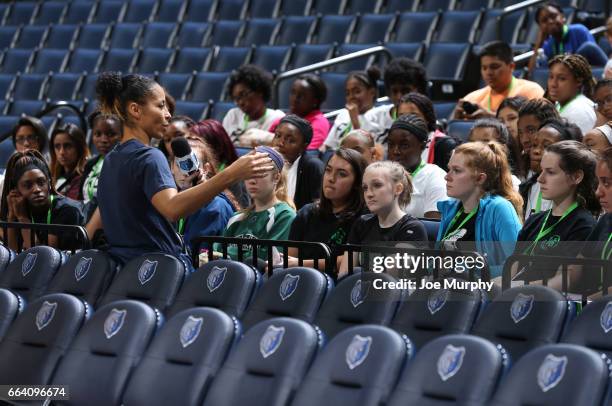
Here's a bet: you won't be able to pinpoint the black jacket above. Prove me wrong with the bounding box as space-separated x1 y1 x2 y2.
294 153 324 210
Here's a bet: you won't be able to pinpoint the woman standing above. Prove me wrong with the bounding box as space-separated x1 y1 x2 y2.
87 72 273 266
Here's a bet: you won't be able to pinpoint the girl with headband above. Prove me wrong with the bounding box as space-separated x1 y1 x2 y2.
0 150 84 250
217 146 296 262
387 114 447 219
437 142 523 279
87 72 273 267
272 114 324 210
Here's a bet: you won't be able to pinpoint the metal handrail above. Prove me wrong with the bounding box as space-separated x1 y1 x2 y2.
0 101 87 144
272 45 393 108
323 96 390 120
497 0 547 42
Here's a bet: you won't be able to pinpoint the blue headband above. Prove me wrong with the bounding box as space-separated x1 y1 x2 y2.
256 146 285 171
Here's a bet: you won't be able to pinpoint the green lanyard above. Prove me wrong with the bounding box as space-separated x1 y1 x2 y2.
410 160 426 178
523 202 578 255
177 218 185 235
242 108 268 132
340 122 353 140
535 191 543 213
554 25 569 55
603 233 612 261
217 162 226 172
86 156 104 201
31 195 54 225
391 107 397 120
442 205 479 241
488 76 515 112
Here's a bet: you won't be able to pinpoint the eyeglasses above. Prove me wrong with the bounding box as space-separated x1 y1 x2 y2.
15 135 39 145
232 89 253 103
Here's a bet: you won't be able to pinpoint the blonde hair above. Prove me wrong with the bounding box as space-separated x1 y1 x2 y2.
364 160 413 207
454 141 523 219
243 166 296 215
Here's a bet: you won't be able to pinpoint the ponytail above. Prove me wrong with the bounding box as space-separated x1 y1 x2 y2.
365 161 413 207
95 72 157 125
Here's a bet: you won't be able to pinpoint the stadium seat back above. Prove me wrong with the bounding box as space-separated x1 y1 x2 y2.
51 300 161 405
424 42 471 80
156 0 186 23
76 23 109 49
93 0 126 24
1 48 33 74
436 10 481 43
292 325 411 406
203 317 322 406
242 267 332 330
391 282 483 350
99 253 186 313
240 18 279 46
332 44 376 73
478 9 525 45
32 49 69 74
46 249 116 308
185 0 215 22
109 22 142 49
169 259 261 318
320 72 349 111
123 0 156 23
394 12 438 43
36 2 67 25
6 2 36 25
158 72 192 100
314 272 401 338
490 344 609 406
46 72 82 101
209 20 243 47
14 25 47 49
0 246 64 301
280 0 309 15
251 45 291 73
0 288 23 341
289 43 333 70
177 22 210 48
189 72 229 102
0 26 17 49
388 334 507 406
135 47 173 73
353 13 394 44
63 1 94 24
141 22 176 48
175 101 209 121
472 285 573 362
315 15 355 45
172 47 211 73
563 296 612 359
100 48 136 73
46 24 79 49
123 307 240 406
210 46 250 73
0 293 89 385
275 16 315 45
216 0 247 20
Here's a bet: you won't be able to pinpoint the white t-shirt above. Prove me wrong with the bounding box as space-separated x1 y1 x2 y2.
524 181 553 220
286 155 301 200
365 104 394 144
403 163 447 218
222 107 285 144
558 94 596 135
324 108 382 149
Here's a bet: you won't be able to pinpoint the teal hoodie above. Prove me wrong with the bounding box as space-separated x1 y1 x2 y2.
436 194 522 278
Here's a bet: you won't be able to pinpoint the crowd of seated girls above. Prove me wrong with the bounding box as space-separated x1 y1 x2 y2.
0 29 609 292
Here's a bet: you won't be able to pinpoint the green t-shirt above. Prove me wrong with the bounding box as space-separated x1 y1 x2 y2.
216 202 296 260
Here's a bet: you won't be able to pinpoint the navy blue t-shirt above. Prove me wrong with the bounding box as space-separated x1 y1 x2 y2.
97 139 182 264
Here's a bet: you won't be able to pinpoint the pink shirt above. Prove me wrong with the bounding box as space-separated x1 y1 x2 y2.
269 110 331 150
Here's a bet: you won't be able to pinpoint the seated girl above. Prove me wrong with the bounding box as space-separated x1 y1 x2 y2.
79 111 122 220
584 123 612 155
322 67 382 152
387 114 447 219
217 146 296 261
513 141 599 281
496 96 528 178
0 150 85 250
437 142 523 279
50 124 89 201
340 129 381 165
288 148 367 270
593 79 612 125
522 118 580 218
272 115 324 210
340 161 427 276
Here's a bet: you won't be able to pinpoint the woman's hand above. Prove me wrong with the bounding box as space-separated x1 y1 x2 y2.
7 190 28 221
346 103 361 129
226 151 275 181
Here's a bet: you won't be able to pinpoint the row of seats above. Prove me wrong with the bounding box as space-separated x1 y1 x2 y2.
0 9 567 50
0 0 586 28
0 245 611 365
1 296 609 406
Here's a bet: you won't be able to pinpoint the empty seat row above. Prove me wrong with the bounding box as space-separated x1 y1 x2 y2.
0 289 608 406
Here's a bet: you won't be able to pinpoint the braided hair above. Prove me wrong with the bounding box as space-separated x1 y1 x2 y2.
518 98 560 123
399 92 437 132
548 54 596 99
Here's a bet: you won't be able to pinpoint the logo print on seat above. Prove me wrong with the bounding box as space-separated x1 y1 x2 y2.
346 335 372 370
437 344 466 381
428 289 449 315
21 252 38 276
36 301 57 331
537 354 568 392
279 274 300 301
180 315 203 348
207 266 227 293
260 325 285 358
600 302 612 333
137 259 158 285
350 279 369 308
74 257 93 282
104 308 126 339
510 293 534 324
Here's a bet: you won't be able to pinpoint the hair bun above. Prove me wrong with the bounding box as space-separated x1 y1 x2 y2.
95 72 123 114
367 66 381 83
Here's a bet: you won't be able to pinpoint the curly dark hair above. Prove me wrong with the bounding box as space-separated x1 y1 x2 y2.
399 92 436 132
227 64 274 102
383 57 428 95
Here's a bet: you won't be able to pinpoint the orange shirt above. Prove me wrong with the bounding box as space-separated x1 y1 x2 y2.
464 78 545 113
